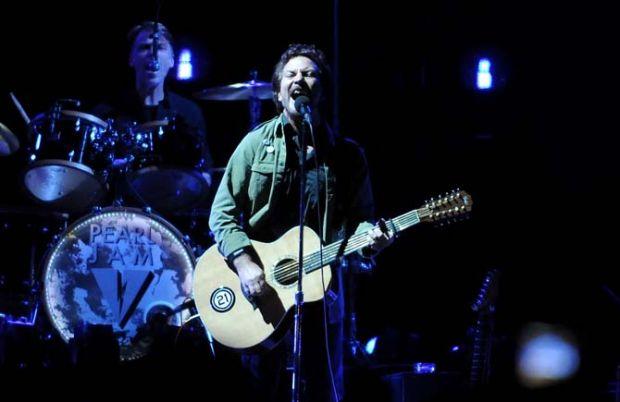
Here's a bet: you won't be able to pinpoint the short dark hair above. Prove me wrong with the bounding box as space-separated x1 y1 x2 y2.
127 21 174 50
271 44 331 113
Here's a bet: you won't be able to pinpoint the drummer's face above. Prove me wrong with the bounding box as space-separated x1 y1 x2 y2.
129 29 174 88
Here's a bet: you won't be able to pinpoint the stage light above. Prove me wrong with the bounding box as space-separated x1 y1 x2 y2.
413 362 436 374
177 49 193 80
365 336 378 355
516 323 580 388
476 58 493 90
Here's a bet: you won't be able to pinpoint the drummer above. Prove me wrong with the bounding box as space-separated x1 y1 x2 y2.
92 21 213 185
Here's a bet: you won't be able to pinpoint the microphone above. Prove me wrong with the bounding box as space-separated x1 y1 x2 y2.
294 96 312 126
294 96 311 117
148 23 161 72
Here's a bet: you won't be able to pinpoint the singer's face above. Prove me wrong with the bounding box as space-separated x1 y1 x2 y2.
277 56 322 119
129 29 175 88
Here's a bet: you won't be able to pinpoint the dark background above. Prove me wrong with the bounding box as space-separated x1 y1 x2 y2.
1 0 618 398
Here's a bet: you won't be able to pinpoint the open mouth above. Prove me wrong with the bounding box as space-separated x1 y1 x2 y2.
291 88 309 99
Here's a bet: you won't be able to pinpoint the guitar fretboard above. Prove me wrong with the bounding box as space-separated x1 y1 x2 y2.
302 208 425 272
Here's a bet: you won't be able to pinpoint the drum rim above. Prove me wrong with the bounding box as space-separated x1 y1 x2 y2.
60 110 108 129
40 206 196 354
26 158 97 175
135 120 170 130
0 122 20 153
129 164 208 178
29 110 108 130
126 166 210 210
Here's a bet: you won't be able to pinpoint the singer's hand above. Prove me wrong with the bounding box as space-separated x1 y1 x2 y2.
367 219 395 253
233 253 266 298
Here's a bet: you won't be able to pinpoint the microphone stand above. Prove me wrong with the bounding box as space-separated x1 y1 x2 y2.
248 69 262 130
291 109 312 402
149 21 160 72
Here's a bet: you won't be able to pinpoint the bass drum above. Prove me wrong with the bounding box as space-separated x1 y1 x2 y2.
42 207 195 361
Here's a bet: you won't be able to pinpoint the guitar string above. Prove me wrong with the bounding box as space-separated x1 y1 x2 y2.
272 213 424 282
271 212 423 279
273 204 466 282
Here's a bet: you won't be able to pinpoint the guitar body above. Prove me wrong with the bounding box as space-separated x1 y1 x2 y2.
193 226 332 351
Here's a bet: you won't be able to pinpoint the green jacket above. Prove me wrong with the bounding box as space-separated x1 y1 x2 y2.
209 114 375 259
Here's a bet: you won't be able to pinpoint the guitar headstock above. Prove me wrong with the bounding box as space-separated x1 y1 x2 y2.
420 189 473 224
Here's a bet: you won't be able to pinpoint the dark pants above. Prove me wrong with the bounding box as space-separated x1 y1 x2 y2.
241 302 343 402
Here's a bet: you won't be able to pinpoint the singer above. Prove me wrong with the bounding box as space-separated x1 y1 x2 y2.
209 43 394 402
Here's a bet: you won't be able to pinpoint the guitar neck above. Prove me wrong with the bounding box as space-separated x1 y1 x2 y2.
304 207 427 273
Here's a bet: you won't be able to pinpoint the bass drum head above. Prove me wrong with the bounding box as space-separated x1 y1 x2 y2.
42 207 195 361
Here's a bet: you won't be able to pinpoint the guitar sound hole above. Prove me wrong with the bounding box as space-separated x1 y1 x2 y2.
273 258 298 286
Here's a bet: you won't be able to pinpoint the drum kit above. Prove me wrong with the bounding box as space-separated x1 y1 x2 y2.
0 77 272 365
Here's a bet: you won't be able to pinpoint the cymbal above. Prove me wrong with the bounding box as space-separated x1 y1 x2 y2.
29 110 108 130
0 122 19 156
194 80 272 101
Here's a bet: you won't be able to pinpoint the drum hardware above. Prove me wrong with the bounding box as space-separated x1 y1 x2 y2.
0 205 70 222
0 122 19 156
249 70 265 130
23 101 110 213
119 117 210 213
0 207 67 330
